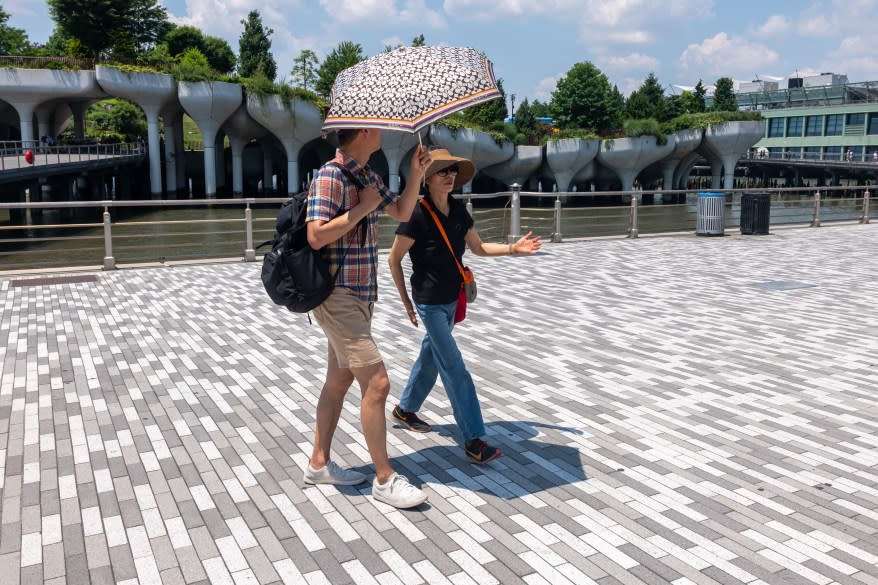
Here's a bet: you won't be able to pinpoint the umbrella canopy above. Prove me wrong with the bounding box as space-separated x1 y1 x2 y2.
322 45 502 134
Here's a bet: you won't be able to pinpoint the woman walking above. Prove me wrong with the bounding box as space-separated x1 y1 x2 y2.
387 149 541 463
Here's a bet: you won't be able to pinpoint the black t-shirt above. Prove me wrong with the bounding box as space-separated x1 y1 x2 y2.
396 197 475 305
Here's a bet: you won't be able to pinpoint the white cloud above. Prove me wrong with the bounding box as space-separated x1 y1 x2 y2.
318 0 446 27
532 75 561 102
679 32 779 79
599 53 660 72
753 14 791 36
823 35 878 81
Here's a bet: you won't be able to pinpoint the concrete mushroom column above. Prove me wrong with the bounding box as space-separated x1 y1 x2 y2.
246 94 322 194
545 138 599 192
660 129 703 194
380 132 420 193
177 81 242 198
96 66 176 197
160 103 184 196
0 68 106 151
223 105 268 196
480 145 543 188
596 136 675 193
700 121 765 189
429 125 514 191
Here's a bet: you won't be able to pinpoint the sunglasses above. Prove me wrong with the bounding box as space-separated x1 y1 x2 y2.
435 165 460 177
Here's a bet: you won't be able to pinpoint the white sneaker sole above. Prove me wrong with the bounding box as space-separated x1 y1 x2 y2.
372 492 428 509
303 471 367 486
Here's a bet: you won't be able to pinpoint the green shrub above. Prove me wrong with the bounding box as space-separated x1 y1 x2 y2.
623 118 667 145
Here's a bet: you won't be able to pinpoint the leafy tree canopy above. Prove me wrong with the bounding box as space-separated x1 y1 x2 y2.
711 77 738 112
86 98 147 141
461 77 507 128
238 10 276 80
514 98 539 144
290 49 318 91
47 0 170 59
550 61 623 134
693 80 707 113
315 41 365 97
0 5 30 55
625 72 667 121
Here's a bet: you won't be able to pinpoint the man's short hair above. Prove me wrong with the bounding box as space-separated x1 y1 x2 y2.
336 129 362 146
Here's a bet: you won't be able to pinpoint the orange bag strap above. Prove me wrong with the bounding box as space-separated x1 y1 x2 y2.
419 199 468 281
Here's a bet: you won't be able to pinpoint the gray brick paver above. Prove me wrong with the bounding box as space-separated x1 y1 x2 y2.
2 224 878 584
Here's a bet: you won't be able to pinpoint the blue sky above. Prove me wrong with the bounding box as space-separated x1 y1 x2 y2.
8 0 878 105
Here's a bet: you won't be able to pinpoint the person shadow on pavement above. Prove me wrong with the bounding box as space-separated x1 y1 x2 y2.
385 420 589 500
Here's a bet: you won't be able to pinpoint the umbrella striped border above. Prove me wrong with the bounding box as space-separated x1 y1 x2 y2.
322 87 503 134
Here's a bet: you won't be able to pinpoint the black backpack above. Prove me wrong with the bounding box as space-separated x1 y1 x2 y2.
260 163 364 313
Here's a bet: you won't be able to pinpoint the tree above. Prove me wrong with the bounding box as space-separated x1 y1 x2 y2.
40 28 72 56
315 41 365 97
238 10 276 80
0 6 29 54
47 0 170 59
291 49 318 91
693 80 707 113
712 77 738 112
201 36 236 74
461 78 507 128
87 98 147 141
514 98 539 143
164 25 235 74
165 25 203 57
530 99 551 118
625 72 667 121
411 34 425 47
550 61 622 133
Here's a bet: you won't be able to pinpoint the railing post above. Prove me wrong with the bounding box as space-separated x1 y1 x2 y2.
244 200 256 261
811 190 822 227
628 195 639 238
508 183 521 243
102 205 116 270
862 189 871 224
465 196 473 217
552 196 563 243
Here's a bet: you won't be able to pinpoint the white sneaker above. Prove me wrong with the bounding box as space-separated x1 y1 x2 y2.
303 460 367 485
372 473 428 508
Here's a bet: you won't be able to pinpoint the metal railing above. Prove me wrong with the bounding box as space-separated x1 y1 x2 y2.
0 186 873 272
0 140 144 171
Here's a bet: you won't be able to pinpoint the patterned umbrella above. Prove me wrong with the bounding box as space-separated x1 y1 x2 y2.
322 46 502 134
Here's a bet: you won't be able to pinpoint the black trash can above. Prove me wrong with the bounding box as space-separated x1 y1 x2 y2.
740 192 771 235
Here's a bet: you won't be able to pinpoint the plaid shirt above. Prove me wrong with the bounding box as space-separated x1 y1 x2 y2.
306 149 395 301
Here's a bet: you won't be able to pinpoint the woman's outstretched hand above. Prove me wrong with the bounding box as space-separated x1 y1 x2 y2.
512 231 542 254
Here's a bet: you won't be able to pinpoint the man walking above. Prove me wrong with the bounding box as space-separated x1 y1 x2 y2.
303 128 432 508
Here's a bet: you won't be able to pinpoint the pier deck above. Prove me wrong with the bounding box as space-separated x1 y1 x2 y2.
1 223 877 585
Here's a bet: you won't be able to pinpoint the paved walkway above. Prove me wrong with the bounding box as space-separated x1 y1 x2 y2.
1 223 877 585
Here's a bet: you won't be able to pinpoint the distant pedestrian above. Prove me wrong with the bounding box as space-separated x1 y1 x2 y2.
846 149 854 162
872 151 877 162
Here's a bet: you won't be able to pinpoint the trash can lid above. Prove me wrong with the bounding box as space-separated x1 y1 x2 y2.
697 192 724 197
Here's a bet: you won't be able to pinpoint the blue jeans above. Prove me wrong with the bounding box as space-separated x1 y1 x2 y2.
398 300 485 443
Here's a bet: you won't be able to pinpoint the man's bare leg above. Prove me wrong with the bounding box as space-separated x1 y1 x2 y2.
309 347 354 469
352 361 395 484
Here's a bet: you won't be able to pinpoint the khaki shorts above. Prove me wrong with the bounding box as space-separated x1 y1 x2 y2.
312 287 382 369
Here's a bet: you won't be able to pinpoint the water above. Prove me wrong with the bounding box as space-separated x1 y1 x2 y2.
0 195 868 271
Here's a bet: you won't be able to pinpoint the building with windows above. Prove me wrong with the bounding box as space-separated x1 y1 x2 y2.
736 75 878 162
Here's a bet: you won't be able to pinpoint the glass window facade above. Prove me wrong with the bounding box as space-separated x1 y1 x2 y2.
825 146 842 160
868 113 878 135
805 116 823 136
825 114 843 136
803 147 822 160
846 113 866 125
767 118 784 137
786 116 803 137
